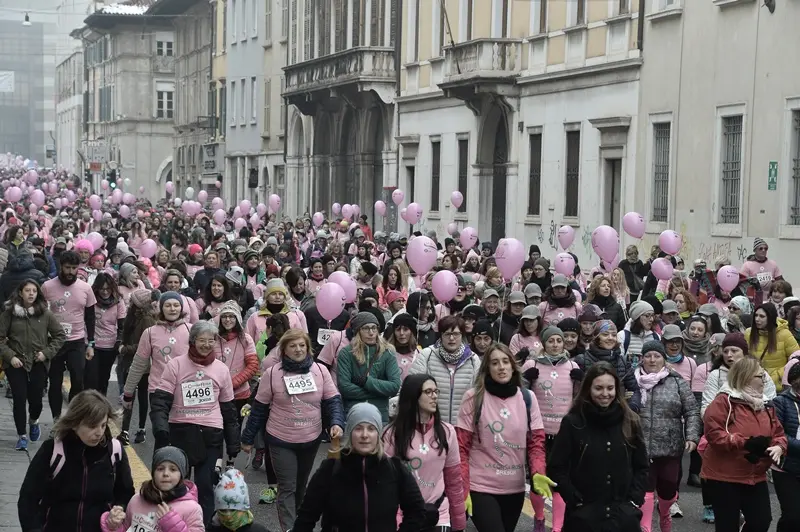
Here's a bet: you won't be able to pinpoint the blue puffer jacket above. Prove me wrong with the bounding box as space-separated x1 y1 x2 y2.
772 389 800 476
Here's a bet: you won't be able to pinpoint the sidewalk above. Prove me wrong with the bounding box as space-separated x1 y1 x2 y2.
0 387 57 532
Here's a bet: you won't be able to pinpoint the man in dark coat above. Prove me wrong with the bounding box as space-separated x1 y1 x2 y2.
0 251 47 308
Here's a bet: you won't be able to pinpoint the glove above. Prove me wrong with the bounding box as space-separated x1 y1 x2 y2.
351 374 368 387
532 473 557 498
748 277 762 288
240 403 252 418
464 494 472 517
743 436 771 455
570 368 585 382
523 367 540 382
515 347 530 363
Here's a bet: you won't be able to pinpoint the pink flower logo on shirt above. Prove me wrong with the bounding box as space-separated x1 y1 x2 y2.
551 370 559 380
224 347 232 355
169 337 177 345
195 371 205 379
401 358 409 365
63 291 71 298
419 443 430 455
557 311 565 319
500 407 511 419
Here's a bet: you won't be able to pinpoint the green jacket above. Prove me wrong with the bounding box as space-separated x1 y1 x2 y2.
0 305 66 371
336 343 401 422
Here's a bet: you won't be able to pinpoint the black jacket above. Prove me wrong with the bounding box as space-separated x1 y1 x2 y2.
772 390 800 476
18 433 134 532
0 255 47 307
193 266 223 293
292 454 426 532
494 312 521 347
547 404 649 532
590 295 627 332
208 523 272 532
574 346 641 413
304 305 350 356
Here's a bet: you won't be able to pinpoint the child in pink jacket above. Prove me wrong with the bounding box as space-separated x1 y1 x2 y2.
102 446 204 532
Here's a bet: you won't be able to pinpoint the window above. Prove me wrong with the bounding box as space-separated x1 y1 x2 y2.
370 0 383 46
457 138 469 213
223 0 228 50
156 82 174 119
565 129 581 217
791 112 800 224
438 1 446 55
719 115 743 224
568 0 586 26
211 2 218 53
532 0 546 34
280 76 286 132
430 140 441 212
209 81 217 133
252 0 258 36
265 0 272 41
303 0 314 59
618 0 630 15
218 84 227 135
651 122 671 222
528 133 542 216
231 0 237 43
389 0 398 46
353 0 362 47
250 77 257 123
157 41 173 56
320 0 331 55
263 78 271 135
334 0 345 52
466 0 473 40
282 0 289 39
240 78 246 124
413 0 420 60
230 80 237 125
291 0 298 62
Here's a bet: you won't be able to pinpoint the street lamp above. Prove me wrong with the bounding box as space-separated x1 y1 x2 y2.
23 13 31 26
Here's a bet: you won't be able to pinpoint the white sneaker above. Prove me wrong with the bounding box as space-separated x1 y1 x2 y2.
670 502 683 518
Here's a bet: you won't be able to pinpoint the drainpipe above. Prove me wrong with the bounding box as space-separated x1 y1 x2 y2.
637 2 644 52
393 0 403 232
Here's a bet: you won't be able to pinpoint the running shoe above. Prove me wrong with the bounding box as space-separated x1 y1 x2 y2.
15 436 28 451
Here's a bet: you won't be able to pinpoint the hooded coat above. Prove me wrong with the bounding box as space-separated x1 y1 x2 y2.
0 254 47 307
745 319 800 387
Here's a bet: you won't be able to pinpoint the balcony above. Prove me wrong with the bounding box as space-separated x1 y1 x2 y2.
283 46 396 115
152 55 176 74
439 38 523 116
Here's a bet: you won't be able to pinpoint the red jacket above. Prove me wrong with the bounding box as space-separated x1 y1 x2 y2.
701 393 787 485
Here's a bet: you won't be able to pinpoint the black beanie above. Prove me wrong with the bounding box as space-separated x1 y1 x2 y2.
472 319 496 341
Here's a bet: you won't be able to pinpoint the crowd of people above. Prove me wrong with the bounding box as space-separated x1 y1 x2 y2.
1 159 799 532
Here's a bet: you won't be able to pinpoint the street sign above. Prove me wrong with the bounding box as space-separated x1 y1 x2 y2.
768 161 778 191
89 162 102 172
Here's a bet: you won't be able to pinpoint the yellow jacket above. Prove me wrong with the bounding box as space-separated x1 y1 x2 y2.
745 319 800 387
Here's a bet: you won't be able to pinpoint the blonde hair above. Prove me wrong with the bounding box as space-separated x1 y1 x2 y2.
486 267 502 283
350 331 392 365
278 328 313 356
342 435 385 459
587 275 616 302
610 268 630 300
727 357 763 391
52 389 121 443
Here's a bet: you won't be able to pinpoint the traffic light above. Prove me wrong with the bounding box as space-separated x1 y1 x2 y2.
108 169 117 189
84 168 91 181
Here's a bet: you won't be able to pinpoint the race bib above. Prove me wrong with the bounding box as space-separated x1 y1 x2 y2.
284 373 317 395
182 379 215 406
317 328 335 346
62 323 72 336
757 272 773 285
126 512 157 532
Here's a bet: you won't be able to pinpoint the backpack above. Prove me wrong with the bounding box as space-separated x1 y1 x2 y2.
50 437 123 478
622 329 661 354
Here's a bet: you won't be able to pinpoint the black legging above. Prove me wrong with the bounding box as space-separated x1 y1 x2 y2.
48 340 86 418
706 479 772 532
773 470 800 532
83 347 117 396
6 363 47 435
122 373 149 433
470 491 525 532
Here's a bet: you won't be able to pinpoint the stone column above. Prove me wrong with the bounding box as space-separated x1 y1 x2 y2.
473 164 493 241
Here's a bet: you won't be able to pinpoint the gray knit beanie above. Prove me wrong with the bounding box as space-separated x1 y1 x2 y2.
152 446 188 479
345 402 383 446
641 340 667 360
351 311 379 332
541 326 564 345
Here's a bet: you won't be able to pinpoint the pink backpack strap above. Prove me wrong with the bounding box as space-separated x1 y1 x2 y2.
111 438 123 466
50 439 65 478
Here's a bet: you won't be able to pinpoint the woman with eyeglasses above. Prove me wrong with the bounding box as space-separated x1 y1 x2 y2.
618 301 660 370
337 312 401 422
409 315 480 425
384 374 466 532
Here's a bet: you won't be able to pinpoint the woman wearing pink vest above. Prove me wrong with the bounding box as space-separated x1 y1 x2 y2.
245 279 308 346
240 329 345 531
214 300 259 417
520 327 582 532
509 305 542 361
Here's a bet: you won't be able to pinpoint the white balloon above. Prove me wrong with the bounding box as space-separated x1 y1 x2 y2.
185 187 195 200
123 177 132 188
173 197 182 207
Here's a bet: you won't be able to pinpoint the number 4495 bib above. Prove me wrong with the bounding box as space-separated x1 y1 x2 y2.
283 374 317 395
182 379 215 406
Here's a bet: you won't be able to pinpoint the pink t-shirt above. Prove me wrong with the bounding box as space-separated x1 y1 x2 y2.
137 321 192 393
317 331 350 387
43 278 97 341
740 258 782 295
158 355 234 428
384 422 461 526
118 281 145 318
216 333 257 398
520 358 577 435
456 387 543 495
395 348 420 382
509 334 542 357
95 300 127 349
245 310 308 343
255 362 339 443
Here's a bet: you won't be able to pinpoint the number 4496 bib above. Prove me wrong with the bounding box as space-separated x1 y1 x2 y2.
182 379 215 406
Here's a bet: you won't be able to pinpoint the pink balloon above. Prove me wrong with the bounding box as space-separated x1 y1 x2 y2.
213 209 226 225
717 265 740 293
450 191 464 209
332 203 341 215
327 271 357 303
591 225 620 263
432 270 459 302
400 208 408 222
119 205 131 219
165 181 174 193
269 194 281 212
406 236 438 275
352 204 360 217
658 230 682 256
233 206 242 218
86 232 104 251
554 252 576 276
557 225 575 249
622 212 645 239
391 189 404 206
211 197 224 210
137 210 145 218
374 200 386 216
602 253 621 272
48 182 58 194
53 198 63 209
5 186 21 202
215 180 222 188
459 227 478 249
239 200 252 214
316 282 347 321
30 189 45 207
101 179 109 190
123 192 135 205
92 210 102 221
312 212 324 227
250 214 262 229
89 194 102 210
234 217 247 230
494 238 526 279
197 190 208 203
341 204 353 220
256 203 268 216
140 239 157 258
26 170 38 185
651 257 674 281
139 186 145 194
447 223 457 235
111 189 123 204
406 202 423 224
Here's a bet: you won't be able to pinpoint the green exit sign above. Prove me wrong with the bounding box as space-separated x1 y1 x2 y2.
769 161 778 191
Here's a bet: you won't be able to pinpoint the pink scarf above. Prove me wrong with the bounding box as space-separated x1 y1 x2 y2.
635 366 670 407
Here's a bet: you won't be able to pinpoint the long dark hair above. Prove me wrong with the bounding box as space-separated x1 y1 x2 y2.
7 279 47 315
750 303 778 356
382 264 402 291
204 273 232 303
92 272 120 304
571 361 640 445
384 374 449 460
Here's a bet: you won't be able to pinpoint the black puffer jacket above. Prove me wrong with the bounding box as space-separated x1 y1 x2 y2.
494 311 521 346
0 254 46 307
589 294 627 331
292 454 426 532
772 389 800 476
18 432 134 532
